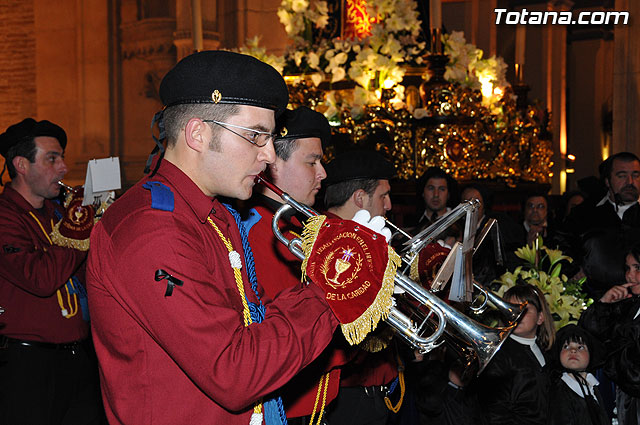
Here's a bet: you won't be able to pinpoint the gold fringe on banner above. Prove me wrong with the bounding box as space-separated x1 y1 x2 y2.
50 220 91 251
300 215 326 280
409 255 420 282
340 245 399 345
358 326 396 353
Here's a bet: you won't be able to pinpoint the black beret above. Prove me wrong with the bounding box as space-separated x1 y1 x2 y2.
0 118 67 158
324 150 395 186
159 50 289 117
276 107 331 148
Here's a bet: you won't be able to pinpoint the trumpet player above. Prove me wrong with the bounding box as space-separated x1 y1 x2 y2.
0 118 104 423
322 148 398 425
244 106 348 423
86 51 401 425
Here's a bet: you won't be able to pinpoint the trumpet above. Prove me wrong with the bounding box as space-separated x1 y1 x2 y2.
255 174 519 375
395 209 525 325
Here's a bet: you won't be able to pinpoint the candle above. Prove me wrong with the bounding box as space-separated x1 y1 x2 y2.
515 25 526 65
429 0 442 30
191 0 203 52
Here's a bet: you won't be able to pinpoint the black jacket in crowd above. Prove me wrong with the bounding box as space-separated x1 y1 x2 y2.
580 297 640 425
473 338 549 425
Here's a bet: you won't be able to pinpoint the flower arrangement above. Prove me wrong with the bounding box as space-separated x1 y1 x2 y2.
275 0 510 119
277 0 330 45
230 0 551 185
494 237 592 329
231 36 286 74
277 0 426 92
441 32 509 112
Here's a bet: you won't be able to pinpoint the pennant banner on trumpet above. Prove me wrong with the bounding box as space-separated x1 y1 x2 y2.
300 215 401 345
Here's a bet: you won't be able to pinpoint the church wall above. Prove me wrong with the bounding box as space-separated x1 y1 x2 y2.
0 0 36 185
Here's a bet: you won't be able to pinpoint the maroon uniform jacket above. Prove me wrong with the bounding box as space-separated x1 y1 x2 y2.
246 196 349 417
322 211 398 389
87 161 339 425
0 185 88 343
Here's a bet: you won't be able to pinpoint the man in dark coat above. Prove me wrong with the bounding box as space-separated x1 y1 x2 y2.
564 151 640 297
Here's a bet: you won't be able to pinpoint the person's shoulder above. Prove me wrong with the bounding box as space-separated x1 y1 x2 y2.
0 191 21 218
0 186 26 213
479 338 520 377
572 200 613 222
99 179 188 236
0 187 52 227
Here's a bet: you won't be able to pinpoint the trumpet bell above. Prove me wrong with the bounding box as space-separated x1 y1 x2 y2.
393 273 516 375
469 281 527 325
395 290 515 376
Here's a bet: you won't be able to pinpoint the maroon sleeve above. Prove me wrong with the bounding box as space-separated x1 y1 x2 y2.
89 210 340 412
0 210 86 297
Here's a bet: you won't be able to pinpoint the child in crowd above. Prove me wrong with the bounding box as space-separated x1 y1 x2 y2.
473 284 556 425
580 243 640 425
548 324 609 425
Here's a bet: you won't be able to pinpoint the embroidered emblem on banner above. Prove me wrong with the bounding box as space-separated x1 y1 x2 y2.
323 247 363 289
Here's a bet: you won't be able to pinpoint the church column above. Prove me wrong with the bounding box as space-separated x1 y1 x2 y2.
612 0 640 155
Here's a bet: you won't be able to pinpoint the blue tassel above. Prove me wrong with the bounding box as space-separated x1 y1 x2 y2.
224 203 288 425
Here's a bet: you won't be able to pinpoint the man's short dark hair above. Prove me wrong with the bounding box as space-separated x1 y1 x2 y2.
5 138 37 179
274 138 299 161
522 192 549 210
324 178 379 209
417 167 450 195
461 183 492 210
162 103 240 149
599 152 640 181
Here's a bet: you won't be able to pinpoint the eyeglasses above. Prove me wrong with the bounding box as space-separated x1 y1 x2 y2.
202 120 277 147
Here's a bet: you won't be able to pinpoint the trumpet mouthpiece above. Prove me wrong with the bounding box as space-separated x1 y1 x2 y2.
58 181 74 191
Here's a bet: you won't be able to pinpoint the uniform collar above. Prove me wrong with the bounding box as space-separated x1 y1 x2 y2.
422 207 452 222
153 160 219 223
324 210 342 220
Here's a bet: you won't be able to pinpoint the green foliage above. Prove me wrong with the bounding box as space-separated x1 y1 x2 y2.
494 236 592 329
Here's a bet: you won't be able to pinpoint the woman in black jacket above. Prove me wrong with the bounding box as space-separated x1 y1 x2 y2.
579 243 640 425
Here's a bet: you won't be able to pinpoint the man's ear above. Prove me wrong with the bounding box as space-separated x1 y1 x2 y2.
184 118 207 153
353 189 366 209
11 156 27 177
